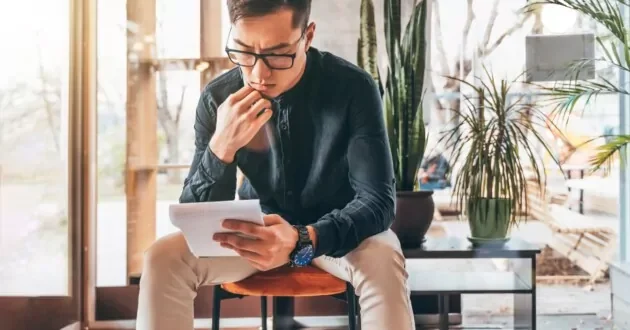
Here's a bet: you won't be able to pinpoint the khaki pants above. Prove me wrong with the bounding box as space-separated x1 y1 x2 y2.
136 229 415 330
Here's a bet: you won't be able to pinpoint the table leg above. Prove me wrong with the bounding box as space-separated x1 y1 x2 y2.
513 293 535 329
511 257 537 330
578 169 585 214
438 294 449 330
580 189 584 214
272 297 301 330
567 170 573 210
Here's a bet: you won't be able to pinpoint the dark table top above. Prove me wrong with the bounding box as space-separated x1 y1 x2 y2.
402 236 541 259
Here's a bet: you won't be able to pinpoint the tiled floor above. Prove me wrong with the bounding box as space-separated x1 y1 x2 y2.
202 313 618 329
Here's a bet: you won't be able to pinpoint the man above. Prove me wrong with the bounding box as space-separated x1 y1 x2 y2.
416 150 450 191
136 1 415 329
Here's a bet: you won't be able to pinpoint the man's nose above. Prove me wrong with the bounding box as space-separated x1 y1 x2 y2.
252 58 272 80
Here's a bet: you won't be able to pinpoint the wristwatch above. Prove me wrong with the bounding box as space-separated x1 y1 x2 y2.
289 225 315 267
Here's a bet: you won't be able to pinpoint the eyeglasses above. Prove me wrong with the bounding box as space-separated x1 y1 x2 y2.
225 49 298 70
225 28 305 70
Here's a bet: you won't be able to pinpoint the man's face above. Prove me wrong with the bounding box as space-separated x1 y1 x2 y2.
227 8 315 98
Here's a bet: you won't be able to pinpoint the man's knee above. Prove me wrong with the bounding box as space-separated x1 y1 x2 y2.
346 230 408 281
142 232 193 274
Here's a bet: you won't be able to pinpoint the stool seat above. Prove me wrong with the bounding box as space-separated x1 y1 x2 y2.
221 265 347 297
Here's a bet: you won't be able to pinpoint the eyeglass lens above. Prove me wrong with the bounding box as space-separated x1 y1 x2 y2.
227 52 293 69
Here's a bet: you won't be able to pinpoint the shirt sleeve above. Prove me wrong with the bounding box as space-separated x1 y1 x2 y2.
311 75 396 258
179 91 237 203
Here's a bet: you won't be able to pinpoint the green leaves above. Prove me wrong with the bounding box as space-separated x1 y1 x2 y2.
385 0 428 191
590 135 630 172
358 0 382 94
359 0 429 191
385 0 401 77
442 67 562 225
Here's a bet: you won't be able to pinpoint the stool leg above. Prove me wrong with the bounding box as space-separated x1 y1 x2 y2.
346 283 357 330
212 286 222 330
261 296 268 330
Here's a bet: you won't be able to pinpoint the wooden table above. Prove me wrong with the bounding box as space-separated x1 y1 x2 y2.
403 237 541 330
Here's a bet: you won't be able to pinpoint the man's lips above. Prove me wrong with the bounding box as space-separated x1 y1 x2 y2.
250 82 275 91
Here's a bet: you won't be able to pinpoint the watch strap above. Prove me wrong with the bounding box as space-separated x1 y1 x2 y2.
295 225 311 245
289 225 313 267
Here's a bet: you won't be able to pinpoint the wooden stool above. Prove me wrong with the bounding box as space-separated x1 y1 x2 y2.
212 265 359 330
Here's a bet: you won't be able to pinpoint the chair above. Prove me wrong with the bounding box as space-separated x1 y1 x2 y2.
212 265 360 330
526 179 618 283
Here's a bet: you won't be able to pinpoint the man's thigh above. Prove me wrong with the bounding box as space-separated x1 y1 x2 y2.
311 229 404 284
148 231 259 286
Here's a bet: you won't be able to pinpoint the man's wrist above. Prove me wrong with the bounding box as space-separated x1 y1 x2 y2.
290 226 317 250
209 137 235 164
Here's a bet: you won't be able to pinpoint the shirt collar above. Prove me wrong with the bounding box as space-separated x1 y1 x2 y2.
272 48 314 105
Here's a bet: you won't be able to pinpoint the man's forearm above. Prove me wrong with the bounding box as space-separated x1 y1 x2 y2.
209 135 237 164
179 93 237 203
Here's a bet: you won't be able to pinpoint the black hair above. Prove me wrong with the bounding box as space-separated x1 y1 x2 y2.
227 0 312 29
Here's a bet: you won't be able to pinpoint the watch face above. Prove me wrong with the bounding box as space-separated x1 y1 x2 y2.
293 244 314 267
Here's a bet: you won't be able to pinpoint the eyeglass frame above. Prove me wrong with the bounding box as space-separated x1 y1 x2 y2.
224 26 307 70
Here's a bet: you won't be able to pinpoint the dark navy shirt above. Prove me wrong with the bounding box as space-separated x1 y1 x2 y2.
179 47 396 258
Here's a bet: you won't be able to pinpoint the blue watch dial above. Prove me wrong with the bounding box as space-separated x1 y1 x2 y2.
293 244 314 266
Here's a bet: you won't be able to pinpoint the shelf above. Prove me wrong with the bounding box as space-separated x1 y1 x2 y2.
403 237 541 259
408 270 532 294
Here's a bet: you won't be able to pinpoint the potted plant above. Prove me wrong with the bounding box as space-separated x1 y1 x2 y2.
442 68 561 247
358 0 434 247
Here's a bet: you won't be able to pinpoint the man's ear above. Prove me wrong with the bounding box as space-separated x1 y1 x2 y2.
304 22 316 51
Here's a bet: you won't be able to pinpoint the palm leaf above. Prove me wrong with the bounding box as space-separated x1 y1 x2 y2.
526 0 630 170
590 135 630 172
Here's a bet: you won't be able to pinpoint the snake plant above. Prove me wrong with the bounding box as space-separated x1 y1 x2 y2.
358 0 429 191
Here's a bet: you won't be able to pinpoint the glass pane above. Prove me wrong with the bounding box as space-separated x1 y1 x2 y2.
156 0 200 59
156 71 201 239
96 0 127 287
0 0 70 296
96 0 207 286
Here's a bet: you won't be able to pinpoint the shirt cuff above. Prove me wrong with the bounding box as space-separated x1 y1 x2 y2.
310 217 336 258
199 145 232 183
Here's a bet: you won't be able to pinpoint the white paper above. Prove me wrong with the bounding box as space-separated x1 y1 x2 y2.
169 199 265 257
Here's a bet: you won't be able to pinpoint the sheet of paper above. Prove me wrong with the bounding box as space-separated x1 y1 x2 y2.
169 199 264 257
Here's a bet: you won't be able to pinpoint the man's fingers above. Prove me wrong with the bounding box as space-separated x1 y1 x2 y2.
248 108 273 132
220 243 268 270
227 85 254 104
235 90 264 111
222 219 266 238
262 214 286 226
246 98 273 119
226 245 265 262
214 233 261 252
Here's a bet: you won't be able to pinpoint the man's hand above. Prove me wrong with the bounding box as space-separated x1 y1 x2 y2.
213 214 299 271
209 85 273 163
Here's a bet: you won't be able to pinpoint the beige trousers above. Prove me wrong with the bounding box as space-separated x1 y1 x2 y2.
136 229 415 330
